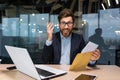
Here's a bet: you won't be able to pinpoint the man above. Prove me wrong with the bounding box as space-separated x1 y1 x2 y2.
42 8 100 65
89 28 106 50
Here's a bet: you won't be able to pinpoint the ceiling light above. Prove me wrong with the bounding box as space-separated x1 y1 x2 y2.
115 0 119 5
107 0 111 6
101 3 106 10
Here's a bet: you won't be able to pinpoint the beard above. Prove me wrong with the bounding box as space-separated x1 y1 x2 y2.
60 28 72 37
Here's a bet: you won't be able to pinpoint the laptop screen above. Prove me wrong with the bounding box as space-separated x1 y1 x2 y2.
5 45 67 80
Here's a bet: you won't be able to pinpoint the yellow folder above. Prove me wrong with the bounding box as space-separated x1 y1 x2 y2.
69 52 91 71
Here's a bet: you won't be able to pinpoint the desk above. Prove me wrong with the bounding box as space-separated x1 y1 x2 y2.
0 64 120 80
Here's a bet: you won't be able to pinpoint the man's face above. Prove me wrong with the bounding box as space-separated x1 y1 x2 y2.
59 16 74 37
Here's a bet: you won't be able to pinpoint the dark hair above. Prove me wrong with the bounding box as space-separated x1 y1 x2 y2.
95 28 102 35
95 28 102 33
58 8 75 23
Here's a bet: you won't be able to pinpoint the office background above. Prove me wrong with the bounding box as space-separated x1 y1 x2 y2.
0 0 120 65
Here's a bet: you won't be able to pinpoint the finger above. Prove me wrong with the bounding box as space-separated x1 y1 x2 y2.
91 53 97 58
91 51 100 59
95 49 100 53
47 23 53 29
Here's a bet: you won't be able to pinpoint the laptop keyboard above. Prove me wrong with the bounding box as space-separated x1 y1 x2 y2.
36 67 55 77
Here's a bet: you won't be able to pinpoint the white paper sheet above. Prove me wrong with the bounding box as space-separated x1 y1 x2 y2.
81 41 99 53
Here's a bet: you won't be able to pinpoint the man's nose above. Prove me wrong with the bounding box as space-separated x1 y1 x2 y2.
64 24 69 28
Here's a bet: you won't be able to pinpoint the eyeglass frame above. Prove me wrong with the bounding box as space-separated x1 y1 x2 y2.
59 21 73 27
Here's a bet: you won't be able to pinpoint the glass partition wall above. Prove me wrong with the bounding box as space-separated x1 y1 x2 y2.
0 0 120 65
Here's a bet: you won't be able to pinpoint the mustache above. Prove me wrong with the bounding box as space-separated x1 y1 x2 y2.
62 28 70 31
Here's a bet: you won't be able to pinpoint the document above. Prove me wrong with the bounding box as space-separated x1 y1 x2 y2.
69 41 98 71
81 41 98 53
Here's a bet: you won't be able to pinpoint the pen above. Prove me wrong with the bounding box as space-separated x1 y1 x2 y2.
6 66 16 70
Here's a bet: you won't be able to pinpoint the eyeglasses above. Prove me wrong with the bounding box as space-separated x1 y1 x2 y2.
60 22 73 27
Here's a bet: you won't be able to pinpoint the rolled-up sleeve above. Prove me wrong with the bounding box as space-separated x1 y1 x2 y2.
46 40 52 46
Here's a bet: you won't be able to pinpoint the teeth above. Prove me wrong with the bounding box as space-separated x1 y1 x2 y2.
64 30 68 32
64 30 68 33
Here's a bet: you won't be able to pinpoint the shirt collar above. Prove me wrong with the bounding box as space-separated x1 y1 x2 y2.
60 32 72 39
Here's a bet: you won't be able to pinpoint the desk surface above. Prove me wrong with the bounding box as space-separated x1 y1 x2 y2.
0 64 120 80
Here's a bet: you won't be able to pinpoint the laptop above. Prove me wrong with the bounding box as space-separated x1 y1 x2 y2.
5 45 67 80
